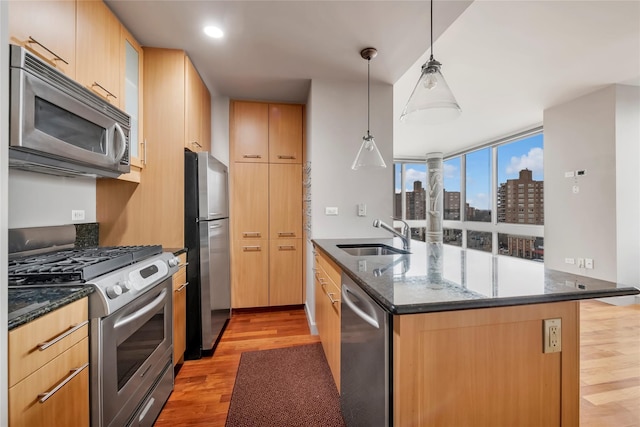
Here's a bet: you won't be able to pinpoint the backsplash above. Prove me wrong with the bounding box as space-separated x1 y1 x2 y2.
75 222 99 248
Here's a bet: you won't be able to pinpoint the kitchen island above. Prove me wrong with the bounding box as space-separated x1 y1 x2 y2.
313 238 639 427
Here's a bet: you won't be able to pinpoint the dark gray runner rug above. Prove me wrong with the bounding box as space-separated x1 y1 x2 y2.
225 343 346 427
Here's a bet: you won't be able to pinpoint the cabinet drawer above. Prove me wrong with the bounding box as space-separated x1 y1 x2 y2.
316 251 341 289
9 337 89 427
9 298 88 387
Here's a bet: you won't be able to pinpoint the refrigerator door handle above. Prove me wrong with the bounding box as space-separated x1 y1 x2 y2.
209 224 221 229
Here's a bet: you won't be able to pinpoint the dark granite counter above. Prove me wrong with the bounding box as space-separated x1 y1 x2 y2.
8 286 94 330
313 238 639 315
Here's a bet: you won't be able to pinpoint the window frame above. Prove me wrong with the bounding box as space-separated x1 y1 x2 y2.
394 126 544 257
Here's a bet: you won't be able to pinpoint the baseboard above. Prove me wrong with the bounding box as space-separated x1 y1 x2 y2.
305 302 318 335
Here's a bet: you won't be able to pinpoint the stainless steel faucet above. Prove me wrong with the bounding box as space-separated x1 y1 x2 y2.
372 218 411 251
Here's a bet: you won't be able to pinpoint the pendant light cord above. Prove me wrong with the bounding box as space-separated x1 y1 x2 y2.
430 0 434 61
367 57 371 135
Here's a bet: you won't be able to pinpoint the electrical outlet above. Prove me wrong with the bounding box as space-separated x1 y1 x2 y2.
572 185 580 194
71 210 85 221
325 207 338 216
585 258 594 269
357 203 367 217
565 258 575 265
543 318 562 353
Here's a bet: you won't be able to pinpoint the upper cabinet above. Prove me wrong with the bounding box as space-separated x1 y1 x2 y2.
185 56 211 153
121 27 145 169
8 0 76 79
230 101 303 163
269 104 303 163
76 0 121 107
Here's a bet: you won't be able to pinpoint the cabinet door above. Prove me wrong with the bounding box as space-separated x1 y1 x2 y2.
231 240 269 308
231 163 269 240
269 164 302 239
172 254 188 365
185 56 203 152
8 0 76 78
269 103 302 163
269 239 302 306
76 0 121 106
121 27 144 168
231 101 269 162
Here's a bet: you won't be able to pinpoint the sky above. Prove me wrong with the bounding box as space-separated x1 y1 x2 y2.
396 134 544 211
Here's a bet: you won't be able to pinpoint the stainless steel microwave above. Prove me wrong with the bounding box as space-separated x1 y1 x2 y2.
9 44 131 178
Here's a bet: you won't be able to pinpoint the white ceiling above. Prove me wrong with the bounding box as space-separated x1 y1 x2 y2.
106 0 640 158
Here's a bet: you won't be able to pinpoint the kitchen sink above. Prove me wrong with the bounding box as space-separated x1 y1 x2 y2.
337 243 410 256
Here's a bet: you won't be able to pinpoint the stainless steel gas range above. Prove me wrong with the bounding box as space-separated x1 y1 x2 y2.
8 226 180 427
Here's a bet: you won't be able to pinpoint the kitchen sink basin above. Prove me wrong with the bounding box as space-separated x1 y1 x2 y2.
337 243 410 256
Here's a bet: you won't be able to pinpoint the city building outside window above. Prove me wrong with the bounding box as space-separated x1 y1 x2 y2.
394 128 544 261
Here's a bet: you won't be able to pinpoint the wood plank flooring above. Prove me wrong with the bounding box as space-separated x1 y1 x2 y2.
154 300 639 427
154 308 319 426
580 300 640 427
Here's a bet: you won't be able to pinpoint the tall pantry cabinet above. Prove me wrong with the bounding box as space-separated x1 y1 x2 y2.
230 101 303 308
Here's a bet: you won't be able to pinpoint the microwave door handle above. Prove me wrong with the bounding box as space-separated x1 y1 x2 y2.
113 122 127 163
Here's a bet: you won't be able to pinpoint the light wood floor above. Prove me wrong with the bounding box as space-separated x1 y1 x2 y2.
154 300 639 427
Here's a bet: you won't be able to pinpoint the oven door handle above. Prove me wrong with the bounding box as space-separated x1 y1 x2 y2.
114 288 167 335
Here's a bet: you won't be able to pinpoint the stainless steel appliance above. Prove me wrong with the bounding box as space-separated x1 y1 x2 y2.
9 44 130 178
184 151 231 359
8 226 178 427
341 273 390 427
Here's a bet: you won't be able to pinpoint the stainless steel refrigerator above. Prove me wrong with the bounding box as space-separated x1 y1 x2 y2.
184 151 231 359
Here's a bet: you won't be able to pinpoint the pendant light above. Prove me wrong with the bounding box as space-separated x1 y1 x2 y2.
352 47 386 170
400 0 461 124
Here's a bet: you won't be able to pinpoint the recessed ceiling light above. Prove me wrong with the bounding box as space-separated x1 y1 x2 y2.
203 26 224 39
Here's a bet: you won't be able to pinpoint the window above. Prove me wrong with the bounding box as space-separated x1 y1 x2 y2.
465 148 491 222
394 128 544 262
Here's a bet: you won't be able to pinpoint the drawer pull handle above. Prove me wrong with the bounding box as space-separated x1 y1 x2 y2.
175 282 189 292
91 81 117 99
277 232 296 237
38 362 89 403
327 292 339 305
243 246 261 251
277 155 296 160
278 245 296 251
27 36 69 65
243 154 262 158
192 141 202 148
242 232 261 238
37 320 89 351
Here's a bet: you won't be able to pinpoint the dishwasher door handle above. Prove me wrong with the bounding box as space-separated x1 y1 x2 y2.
342 285 380 329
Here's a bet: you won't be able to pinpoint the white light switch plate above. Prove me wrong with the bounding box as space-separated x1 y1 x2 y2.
325 207 338 216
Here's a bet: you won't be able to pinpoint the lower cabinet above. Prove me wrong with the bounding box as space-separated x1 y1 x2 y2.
314 250 342 391
173 253 188 365
270 239 302 306
231 239 270 308
8 298 89 427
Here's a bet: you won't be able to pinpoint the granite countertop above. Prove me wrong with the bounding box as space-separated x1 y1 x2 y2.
8 286 94 331
313 238 639 315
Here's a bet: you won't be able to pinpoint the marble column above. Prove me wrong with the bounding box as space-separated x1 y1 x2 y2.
426 152 444 286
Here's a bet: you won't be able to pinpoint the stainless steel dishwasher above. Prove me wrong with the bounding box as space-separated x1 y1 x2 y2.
341 273 390 427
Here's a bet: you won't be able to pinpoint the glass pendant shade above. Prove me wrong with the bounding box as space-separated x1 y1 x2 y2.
352 132 386 170
400 59 461 125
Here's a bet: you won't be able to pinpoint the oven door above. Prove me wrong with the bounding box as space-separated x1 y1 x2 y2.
10 65 130 174
92 278 173 427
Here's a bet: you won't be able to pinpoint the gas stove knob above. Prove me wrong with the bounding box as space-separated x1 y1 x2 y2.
168 257 180 268
106 285 123 299
120 280 133 293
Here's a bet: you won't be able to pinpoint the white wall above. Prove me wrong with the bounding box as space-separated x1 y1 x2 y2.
1 0 10 421
305 79 394 327
211 96 230 166
544 84 639 285
615 85 640 287
8 170 96 228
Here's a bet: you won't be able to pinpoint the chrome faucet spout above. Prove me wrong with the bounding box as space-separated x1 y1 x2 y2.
372 218 411 251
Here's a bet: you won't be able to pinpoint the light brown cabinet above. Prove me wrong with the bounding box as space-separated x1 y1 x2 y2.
76 0 121 106
173 253 188 365
121 26 145 172
314 250 341 391
8 0 76 78
8 298 89 427
185 56 211 153
230 102 304 309
230 101 302 163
